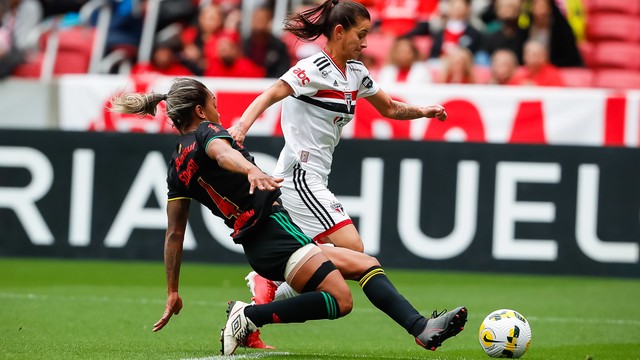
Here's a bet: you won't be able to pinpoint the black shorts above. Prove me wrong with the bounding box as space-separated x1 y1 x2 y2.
241 206 314 281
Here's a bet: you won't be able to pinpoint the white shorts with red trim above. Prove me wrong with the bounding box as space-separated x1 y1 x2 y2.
277 163 352 241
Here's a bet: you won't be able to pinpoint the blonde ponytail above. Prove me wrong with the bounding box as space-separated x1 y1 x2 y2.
110 92 167 117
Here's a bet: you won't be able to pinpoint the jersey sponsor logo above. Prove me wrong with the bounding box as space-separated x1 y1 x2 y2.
175 141 196 171
333 80 338 87
208 124 222 132
330 201 345 216
321 70 331 78
178 159 199 186
362 76 373 89
293 68 310 86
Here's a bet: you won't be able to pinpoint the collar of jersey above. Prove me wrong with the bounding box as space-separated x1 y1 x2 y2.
321 50 347 80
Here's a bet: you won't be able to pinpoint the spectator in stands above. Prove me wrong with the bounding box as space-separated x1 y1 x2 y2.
243 6 290 78
378 37 431 84
521 0 582 67
131 39 194 76
39 0 87 18
480 0 525 64
513 40 564 86
372 0 437 37
439 46 475 84
429 0 483 59
0 0 42 78
157 0 197 30
104 0 144 60
489 48 520 85
204 34 264 78
182 4 238 75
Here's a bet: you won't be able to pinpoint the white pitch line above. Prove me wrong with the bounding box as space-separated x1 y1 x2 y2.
181 352 434 360
3 292 640 327
182 352 292 360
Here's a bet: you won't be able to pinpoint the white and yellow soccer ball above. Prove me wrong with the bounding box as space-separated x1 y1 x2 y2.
479 309 532 358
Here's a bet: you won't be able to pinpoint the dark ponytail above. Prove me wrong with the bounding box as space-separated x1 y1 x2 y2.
284 0 370 42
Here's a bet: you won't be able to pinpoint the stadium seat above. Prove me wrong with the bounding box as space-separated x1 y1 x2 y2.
12 26 95 78
593 69 640 89
55 27 95 74
578 41 595 68
559 67 594 88
591 42 640 70
586 14 640 43
586 0 640 15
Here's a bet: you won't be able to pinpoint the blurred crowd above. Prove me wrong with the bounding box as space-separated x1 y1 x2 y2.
1 0 636 88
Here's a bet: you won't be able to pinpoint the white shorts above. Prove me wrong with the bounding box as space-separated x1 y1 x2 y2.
276 163 352 241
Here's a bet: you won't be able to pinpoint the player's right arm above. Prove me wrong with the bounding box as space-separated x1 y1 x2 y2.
153 198 190 332
206 137 283 194
230 80 294 144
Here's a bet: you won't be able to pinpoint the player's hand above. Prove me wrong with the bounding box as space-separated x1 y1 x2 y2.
153 292 183 332
228 125 247 145
425 105 447 121
248 168 283 194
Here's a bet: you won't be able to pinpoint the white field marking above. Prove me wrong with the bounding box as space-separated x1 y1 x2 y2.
182 352 291 360
3 292 640 328
181 352 435 360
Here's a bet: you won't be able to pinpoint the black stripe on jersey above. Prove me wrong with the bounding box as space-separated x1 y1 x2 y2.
294 95 355 115
346 60 364 66
314 57 331 70
318 62 331 71
293 164 334 230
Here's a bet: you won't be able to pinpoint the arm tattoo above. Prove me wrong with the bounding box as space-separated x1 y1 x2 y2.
391 101 426 120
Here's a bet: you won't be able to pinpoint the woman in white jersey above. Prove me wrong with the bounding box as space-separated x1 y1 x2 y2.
232 0 446 251
231 1 448 346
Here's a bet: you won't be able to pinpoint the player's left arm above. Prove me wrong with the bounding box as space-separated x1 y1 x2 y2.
365 88 447 121
153 198 190 332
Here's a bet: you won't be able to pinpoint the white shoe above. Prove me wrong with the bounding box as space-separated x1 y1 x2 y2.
220 301 257 355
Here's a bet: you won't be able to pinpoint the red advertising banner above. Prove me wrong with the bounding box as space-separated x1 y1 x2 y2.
58 74 640 147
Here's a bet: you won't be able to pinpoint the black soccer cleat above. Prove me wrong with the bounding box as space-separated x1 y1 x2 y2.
415 306 467 351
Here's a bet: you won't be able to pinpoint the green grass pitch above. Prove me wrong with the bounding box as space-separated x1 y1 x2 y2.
1 258 639 360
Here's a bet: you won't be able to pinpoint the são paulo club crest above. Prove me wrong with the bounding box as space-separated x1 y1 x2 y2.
330 201 345 216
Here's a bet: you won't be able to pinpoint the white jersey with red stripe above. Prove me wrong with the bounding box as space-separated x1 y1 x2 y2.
275 50 380 182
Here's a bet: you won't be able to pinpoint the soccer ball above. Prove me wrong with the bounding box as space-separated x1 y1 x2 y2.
478 309 532 358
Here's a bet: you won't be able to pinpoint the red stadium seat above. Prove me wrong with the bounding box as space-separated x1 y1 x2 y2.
587 0 640 15
593 69 640 89
559 68 594 87
592 42 640 70
12 26 95 78
586 14 640 43
578 41 595 68
55 27 95 74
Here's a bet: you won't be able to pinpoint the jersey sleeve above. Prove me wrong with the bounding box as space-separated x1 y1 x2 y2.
166 159 189 201
357 66 380 99
279 59 322 97
195 121 234 151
